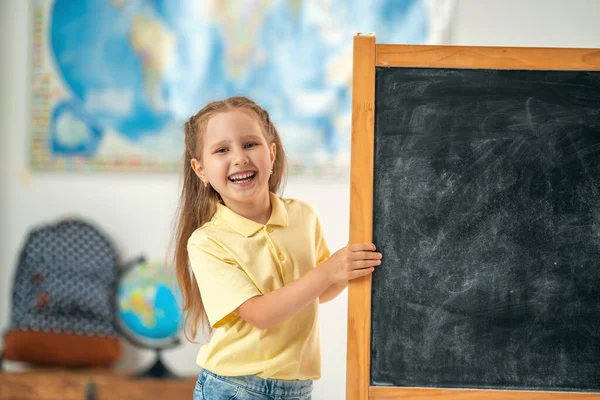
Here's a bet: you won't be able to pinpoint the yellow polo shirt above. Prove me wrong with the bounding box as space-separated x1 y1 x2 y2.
187 192 330 380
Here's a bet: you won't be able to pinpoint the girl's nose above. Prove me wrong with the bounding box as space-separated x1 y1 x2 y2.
233 151 249 166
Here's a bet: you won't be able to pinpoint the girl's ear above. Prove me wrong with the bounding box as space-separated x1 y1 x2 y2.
269 142 277 168
190 158 207 184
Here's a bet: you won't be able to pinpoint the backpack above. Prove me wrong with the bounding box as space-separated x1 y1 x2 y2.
3 218 122 367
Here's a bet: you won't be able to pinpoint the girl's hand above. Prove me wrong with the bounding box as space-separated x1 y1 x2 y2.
321 243 382 285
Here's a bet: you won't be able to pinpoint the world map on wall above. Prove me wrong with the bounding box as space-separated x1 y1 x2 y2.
30 0 453 174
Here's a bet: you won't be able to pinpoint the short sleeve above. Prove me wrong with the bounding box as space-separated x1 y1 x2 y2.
314 215 331 266
188 237 261 328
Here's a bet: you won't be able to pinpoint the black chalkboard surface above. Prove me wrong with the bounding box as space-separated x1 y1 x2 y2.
370 67 600 391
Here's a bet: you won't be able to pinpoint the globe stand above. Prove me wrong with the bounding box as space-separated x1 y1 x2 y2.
136 349 179 379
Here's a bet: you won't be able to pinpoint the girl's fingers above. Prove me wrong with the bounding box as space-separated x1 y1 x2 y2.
352 260 381 269
349 267 375 280
353 251 382 260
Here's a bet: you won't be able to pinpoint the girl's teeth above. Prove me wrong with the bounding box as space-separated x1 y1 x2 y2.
230 172 255 182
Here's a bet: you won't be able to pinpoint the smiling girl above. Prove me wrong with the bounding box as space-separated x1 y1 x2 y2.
173 96 382 400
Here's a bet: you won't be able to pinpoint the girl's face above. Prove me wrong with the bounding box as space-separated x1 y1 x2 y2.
191 109 276 211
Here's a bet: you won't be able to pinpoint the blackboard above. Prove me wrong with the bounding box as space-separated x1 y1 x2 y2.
370 67 600 391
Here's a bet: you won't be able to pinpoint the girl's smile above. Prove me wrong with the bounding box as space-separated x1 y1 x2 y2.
228 169 257 186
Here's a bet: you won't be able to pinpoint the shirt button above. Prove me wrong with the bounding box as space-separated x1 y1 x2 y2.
266 226 274 233
278 253 286 261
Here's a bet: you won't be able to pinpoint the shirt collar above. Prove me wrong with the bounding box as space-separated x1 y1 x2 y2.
214 192 289 237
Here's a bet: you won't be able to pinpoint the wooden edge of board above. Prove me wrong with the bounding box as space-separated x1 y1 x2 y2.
375 44 600 70
370 387 600 399
347 33 376 400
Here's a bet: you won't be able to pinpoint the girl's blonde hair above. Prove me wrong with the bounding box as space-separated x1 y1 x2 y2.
173 96 287 341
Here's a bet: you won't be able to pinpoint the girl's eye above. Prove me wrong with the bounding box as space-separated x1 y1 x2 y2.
245 142 258 149
215 148 227 154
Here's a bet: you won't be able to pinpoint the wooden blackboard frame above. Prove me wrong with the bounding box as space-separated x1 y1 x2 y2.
346 34 600 400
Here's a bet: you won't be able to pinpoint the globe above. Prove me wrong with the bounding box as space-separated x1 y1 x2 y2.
116 257 183 377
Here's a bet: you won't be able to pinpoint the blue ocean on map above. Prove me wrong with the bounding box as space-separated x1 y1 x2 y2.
47 0 431 173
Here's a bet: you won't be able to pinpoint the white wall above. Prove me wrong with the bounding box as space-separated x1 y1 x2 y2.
1 1 599 399
453 0 600 48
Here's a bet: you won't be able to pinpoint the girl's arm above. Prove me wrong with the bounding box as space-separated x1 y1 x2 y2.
319 282 348 304
236 243 381 329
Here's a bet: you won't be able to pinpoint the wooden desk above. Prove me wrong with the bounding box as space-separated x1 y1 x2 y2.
0 369 197 400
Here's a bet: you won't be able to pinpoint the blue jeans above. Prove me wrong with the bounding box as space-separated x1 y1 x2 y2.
193 369 313 400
